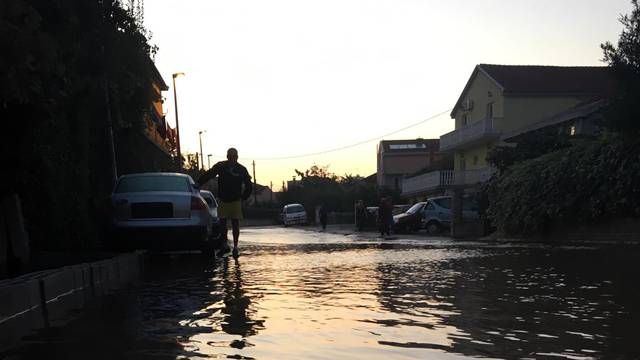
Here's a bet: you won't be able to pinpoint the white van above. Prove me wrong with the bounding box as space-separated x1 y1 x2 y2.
281 203 308 227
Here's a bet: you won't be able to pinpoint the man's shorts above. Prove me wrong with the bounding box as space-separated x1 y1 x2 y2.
218 200 243 220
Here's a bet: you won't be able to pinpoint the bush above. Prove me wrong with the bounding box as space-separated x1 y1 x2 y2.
487 136 640 236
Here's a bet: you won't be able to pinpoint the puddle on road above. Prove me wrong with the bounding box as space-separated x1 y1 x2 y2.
7 228 640 359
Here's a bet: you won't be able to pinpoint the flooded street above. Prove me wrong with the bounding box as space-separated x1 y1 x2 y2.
6 227 640 360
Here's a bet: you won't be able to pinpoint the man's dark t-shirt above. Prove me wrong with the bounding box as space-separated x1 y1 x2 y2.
198 161 253 202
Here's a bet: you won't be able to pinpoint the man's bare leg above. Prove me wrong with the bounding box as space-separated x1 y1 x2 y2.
231 219 240 257
218 218 232 253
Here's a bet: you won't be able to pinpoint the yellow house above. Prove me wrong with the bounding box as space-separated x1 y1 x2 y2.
442 64 613 180
403 64 613 200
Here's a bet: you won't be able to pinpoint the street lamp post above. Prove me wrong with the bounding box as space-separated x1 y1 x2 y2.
172 72 185 166
198 130 206 170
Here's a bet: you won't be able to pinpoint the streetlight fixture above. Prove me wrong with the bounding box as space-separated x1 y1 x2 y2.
172 72 185 166
198 130 206 170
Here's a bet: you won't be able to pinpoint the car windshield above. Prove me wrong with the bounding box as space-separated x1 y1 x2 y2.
406 203 424 214
115 176 190 193
286 205 305 214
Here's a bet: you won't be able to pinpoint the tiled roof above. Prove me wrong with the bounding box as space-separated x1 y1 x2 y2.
451 64 615 117
479 64 614 95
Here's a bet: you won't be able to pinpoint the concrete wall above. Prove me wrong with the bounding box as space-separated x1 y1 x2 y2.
0 252 143 352
455 144 494 171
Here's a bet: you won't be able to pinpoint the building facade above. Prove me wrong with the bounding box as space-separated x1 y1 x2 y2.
443 64 613 175
376 139 442 192
403 64 613 200
144 61 173 154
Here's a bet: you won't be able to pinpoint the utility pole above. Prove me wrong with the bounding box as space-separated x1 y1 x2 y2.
103 79 118 185
100 0 117 186
172 72 185 167
252 160 257 205
195 152 199 170
198 130 205 170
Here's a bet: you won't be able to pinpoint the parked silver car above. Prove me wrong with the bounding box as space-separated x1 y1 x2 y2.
108 173 212 252
423 196 479 234
199 190 221 241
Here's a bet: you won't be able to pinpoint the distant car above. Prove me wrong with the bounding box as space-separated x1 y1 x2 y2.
393 202 427 233
107 173 212 253
199 190 221 242
281 203 308 227
423 196 479 234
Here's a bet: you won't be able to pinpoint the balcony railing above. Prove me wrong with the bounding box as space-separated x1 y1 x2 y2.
402 170 455 195
401 167 496 197
440 117 500 152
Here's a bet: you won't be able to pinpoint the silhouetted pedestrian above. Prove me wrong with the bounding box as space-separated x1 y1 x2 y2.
319 203 328 231
198 148 252 258
355 200 366 231
378 197 393 236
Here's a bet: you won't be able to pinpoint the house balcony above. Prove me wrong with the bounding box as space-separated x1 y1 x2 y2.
439 117 501 152
401 167 496 197
402 170 455 197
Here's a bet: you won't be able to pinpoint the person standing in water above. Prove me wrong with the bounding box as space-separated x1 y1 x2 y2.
198 148 252 258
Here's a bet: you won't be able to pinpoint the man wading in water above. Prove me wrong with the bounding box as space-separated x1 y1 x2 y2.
198 148 253 258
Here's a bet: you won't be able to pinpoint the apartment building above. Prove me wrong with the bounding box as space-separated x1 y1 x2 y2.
376 139 442 192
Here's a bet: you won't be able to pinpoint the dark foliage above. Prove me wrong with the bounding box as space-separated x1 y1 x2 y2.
1 0 158 250
487 136 640 236
486 127 574 173
280 165 381 220
601 0 640 136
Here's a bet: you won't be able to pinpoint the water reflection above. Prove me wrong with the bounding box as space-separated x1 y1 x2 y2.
219 258 263 338
6 230 640 360
371 246 640 359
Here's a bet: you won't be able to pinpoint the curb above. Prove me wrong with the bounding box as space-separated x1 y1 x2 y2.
0 251 144 352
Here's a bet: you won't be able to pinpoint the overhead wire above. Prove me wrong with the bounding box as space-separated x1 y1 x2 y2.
232 108 453 161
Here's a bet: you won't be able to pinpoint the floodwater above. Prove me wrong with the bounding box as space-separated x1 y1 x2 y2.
5 227 640 359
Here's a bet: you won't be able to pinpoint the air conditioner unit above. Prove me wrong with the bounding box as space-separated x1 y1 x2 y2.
461 99 474 111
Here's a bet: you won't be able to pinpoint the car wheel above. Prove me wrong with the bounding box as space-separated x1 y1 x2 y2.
426 221 442 235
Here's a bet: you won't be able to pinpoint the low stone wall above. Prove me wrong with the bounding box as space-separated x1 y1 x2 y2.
0 252 143 351
451 220 485 239
553 217 640 243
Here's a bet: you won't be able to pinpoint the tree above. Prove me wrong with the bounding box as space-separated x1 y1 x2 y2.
486 127 573 173
601 0 640 135
294 165 337 180
0 0 158 250
280 165 379 221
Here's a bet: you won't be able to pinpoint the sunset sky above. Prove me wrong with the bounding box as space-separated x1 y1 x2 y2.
144 0 631 190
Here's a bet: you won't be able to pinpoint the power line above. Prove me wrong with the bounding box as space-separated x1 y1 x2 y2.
236 108 452 161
